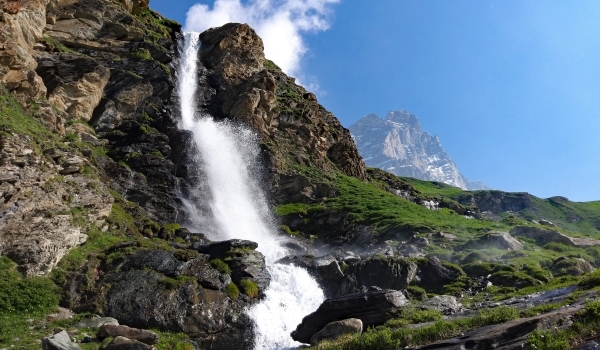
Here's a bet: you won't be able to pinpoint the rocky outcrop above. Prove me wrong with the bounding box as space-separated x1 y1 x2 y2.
197 23 366 203
277 254 344 297
462 231 523 251
349 111 486 190
420 295 464 315
550 257 595 277
510 225 600 247
291 290 408 344
455 191 534 213
0 134 113 276
57 238 268 349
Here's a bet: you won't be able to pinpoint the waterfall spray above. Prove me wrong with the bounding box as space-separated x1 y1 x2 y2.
177 32 324 349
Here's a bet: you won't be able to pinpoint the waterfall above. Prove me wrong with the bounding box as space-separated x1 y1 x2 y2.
177 32 324 350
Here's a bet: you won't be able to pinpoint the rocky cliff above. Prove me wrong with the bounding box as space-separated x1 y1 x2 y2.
349 111 487 190
0 0 367 347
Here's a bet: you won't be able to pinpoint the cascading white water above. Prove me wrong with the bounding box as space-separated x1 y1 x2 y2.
177 32 324 350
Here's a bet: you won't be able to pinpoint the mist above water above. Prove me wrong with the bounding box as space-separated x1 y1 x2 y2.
176 32 324 349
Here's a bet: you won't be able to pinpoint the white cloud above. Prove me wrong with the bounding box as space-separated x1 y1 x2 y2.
184 0 339 79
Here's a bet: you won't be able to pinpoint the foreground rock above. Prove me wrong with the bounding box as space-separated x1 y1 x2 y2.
42 331 81 350
410 305 581 350
310 318 363 346
291 290 408 344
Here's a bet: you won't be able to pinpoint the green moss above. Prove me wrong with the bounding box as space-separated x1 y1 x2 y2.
406 285 427 301
225 283 239 300
239 279 259 298
132 48 152 60
42 36 80 55
158 275 197 290
159 223 180 240
209 259 231 275
386 306 442 327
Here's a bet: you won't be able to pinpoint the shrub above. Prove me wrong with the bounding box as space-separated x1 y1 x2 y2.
239 279 259 298
132 48 152 60
225 283 239 300
209 259 231 275
579 270 600 289
406 285 427 301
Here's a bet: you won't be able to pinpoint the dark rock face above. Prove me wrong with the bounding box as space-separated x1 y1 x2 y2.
291 290 408 344
339 256 417 296
416 257 463 293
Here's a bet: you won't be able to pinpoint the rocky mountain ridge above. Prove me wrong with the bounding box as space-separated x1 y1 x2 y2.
349 110 488 190
0 0 600 349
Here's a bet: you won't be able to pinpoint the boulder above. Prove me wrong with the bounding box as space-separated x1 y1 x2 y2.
291 290 408 344
75 316 119 329
42 330 81 350
420 295 464 315
550 257 595 277
310 318 363 346
97 325 159 345
101 336 155 350
463 231 523 251
510 226 600 247
416 257 463 293
338 256 417 296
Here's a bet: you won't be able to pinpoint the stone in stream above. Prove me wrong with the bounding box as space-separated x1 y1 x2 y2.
291 289 408 344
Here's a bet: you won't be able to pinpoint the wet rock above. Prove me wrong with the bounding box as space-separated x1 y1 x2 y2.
195 239 258 258
42 330 81 350
98 325 158 345
579 340 600 350
310 318 363 346
291 290 408 344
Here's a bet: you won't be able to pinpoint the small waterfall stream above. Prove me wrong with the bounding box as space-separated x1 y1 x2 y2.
176 32 324 350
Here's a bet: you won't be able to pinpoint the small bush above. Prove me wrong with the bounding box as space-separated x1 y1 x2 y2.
132 48 152 60
209 259 231 275
579 269 600 289
239 279 259 298
407 285 427 301
225 283 239 300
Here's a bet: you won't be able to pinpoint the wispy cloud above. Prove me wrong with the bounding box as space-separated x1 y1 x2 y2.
184 0 339 79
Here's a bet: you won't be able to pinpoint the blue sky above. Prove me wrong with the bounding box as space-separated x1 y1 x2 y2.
150 0 600 202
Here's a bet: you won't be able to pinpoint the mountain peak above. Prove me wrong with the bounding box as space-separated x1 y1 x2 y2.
349 111 488 190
